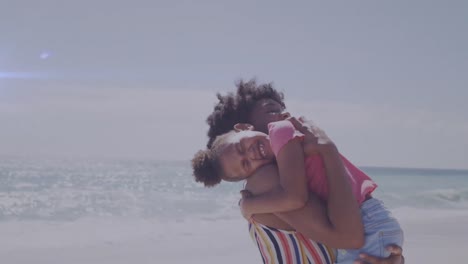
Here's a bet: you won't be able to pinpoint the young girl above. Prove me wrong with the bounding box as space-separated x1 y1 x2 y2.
197 117 403 264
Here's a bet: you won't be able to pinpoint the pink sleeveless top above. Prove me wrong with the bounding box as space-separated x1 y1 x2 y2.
268 120 377 204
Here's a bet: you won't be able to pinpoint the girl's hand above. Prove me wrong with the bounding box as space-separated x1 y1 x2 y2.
287 116 336 156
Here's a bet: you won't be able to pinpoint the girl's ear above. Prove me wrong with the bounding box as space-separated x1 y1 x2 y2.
234 123 254 132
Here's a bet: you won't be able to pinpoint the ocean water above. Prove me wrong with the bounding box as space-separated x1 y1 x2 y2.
1 157 468 263
1 156 467 222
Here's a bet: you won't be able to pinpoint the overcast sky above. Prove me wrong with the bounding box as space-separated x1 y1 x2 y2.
1 0 467 169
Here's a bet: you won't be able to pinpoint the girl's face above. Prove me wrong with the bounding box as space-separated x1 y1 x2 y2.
218 130 275 182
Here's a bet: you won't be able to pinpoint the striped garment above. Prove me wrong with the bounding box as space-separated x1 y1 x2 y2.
249 221 336 264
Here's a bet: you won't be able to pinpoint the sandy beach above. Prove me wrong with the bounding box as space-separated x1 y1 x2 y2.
1 207 467 264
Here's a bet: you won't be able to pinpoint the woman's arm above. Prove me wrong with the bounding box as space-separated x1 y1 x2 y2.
319 144 364 246
245 163 403 262
289 117 364 246
275 192 364 248
243 163 362 248
271 141 364 248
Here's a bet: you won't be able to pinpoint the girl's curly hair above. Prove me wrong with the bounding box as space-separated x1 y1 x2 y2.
191 132 233 187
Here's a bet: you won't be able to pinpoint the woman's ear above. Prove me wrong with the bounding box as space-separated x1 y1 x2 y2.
281 112 291 119
234 123 254 132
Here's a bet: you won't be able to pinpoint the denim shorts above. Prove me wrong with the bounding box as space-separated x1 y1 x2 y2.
336 198 404 264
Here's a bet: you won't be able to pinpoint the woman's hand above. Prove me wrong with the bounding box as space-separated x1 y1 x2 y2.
287 116 336 156
354 244 404 264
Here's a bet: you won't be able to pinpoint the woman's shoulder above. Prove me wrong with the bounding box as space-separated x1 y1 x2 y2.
245 164 280 195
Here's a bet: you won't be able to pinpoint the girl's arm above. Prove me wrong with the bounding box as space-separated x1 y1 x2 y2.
274 117 364 248
240 136 309 217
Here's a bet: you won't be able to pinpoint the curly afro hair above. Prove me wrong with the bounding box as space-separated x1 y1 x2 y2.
191 149 221 187
206 79 286 148
191 132 234 187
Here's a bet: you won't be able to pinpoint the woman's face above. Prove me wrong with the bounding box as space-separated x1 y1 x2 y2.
218 130 275 182
248 99 286 134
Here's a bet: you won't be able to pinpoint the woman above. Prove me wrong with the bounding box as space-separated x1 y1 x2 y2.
197 79 404 264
